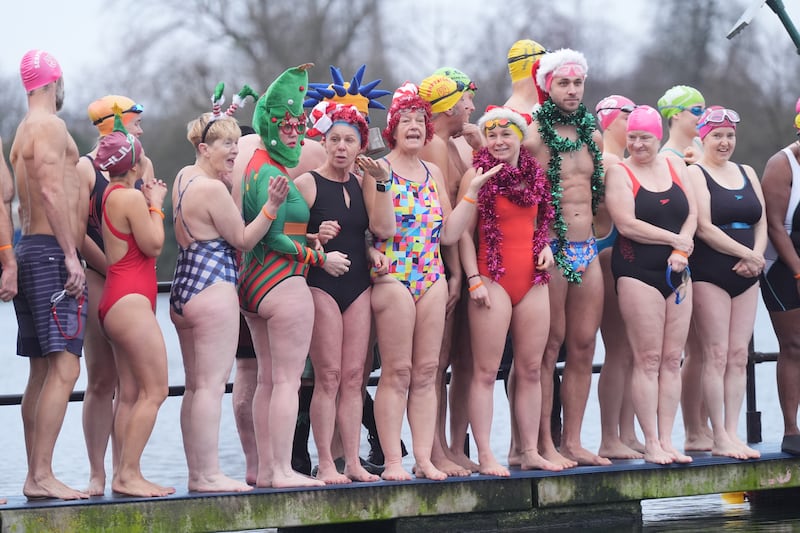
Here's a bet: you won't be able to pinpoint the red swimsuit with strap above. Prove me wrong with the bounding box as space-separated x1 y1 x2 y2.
97 184 157 325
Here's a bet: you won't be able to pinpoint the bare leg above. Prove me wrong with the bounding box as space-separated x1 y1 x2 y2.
682 324 713 451
447 302 478 471
107 297 174 498
407 280 448 481
176 284 252 492
82 268 118 495
657 285 693 465
372 280 416 481
233 357 258 484
253 278 325 489
468 279 513 477
539 273 576 468
597 250 643 459
772 308 800 442
618 278 674 465
23 352 89 500
560 262 610 466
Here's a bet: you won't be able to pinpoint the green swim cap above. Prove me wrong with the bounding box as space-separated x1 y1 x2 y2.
433 67 476 93
657 85 704 119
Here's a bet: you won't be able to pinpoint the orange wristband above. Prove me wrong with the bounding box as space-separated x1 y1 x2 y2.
149 207 165 220
262 205 276 220
672 249 688 258
0 244 11 252
462 195 476 204
468 280 483 292
794 273 800 280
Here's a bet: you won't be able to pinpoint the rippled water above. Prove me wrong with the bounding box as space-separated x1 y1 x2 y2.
0 296 795 531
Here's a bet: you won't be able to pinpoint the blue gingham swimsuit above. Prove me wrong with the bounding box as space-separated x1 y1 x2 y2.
169 174 238 316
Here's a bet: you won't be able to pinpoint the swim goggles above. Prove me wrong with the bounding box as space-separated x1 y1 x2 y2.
666 265 692 304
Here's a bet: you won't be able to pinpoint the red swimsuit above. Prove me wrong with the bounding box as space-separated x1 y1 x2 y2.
477 195 539 306
97 185 157 325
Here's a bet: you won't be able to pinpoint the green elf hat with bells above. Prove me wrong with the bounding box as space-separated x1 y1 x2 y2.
253 63 313 168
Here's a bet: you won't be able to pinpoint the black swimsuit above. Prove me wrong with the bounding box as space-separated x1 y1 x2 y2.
690 164 761 298
306 171 370 312
612 159 690 298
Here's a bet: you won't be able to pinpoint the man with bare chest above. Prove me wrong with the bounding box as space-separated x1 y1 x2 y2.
527 49 610 467
10 50 89 500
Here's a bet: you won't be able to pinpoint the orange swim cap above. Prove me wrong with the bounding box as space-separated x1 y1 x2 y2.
87 95 143 136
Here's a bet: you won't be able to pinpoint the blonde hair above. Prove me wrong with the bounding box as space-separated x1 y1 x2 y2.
187 113 241 147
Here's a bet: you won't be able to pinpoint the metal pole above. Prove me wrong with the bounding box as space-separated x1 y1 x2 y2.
767 0 800 54
746 336 763 443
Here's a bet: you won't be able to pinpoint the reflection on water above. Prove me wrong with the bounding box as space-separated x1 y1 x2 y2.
0 296 796 531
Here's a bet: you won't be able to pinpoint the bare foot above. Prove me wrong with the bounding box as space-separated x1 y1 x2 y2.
188 473 254 492
314 463 352 485
507 448 522 467
622 437 647 454
431 456 471 477
684 433 713 452
381 462 413 481
599 439 644 460
24 475 90 501
272 470 325 489
520 449 563 472
642 442 674 465
477 453 510 477
413 461 447 481
112 475 174 498
661 442 692 464
245 470 257 486
541 446 578 469
448 450 480 472
560 444 612 466
731 437 761 460
85 474 106 496
343 463 380 483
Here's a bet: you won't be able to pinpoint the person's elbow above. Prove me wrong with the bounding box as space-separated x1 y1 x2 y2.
369 221 395 241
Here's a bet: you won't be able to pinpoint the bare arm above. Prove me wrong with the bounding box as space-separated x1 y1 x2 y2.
31 118 84 295
208 176 288 251
128 183 167 257
358 155 395 239
762 151 800 275
0 137 14 207
440 162 502 245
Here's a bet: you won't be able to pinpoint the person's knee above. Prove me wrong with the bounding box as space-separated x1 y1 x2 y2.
635 351 661 375
411 360 439 390
380 365 412 392
472 365 500 389
315 368 341 395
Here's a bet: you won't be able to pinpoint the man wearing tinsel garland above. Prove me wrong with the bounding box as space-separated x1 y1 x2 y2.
527 49 612 467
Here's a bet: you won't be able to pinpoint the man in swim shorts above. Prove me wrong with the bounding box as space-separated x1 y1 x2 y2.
9 50 90 500
527 48 610 467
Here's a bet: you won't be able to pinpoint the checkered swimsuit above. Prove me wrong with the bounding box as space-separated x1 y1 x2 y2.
170 238 238 315
169 173 238 315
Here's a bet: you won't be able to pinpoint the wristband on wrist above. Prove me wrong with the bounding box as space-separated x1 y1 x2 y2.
794 272 800 280
468 280 484 292
262 205 277 220
467 273 481 280
672 249 688 258
462 195 476 204
149 207 165 220
0 244 11 252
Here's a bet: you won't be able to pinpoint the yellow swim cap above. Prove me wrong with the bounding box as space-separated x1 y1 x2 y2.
507 39 546 82
418 75 463 114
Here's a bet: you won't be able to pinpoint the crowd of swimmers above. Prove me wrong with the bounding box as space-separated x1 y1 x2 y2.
2 38 800 502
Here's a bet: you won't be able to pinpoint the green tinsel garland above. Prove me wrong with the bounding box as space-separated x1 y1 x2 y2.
536 98 605 284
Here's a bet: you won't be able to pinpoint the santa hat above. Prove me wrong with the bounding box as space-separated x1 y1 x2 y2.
477 105 531 139
535 48 588 94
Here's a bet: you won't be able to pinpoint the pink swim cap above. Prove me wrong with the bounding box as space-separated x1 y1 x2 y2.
20 50 62 93
595 95 635 130
626 105 663 140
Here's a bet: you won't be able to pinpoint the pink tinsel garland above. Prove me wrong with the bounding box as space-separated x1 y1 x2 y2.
473 146 554 285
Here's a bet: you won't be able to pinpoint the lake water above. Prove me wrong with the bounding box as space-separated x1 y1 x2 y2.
0 295 796 531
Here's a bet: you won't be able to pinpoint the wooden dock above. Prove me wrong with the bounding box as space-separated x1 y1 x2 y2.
1 442 799 532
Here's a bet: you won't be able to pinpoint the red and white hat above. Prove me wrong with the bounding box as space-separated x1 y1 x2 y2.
535 48 588 94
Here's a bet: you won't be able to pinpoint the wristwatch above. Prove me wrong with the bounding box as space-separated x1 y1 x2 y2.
375 178 391 192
